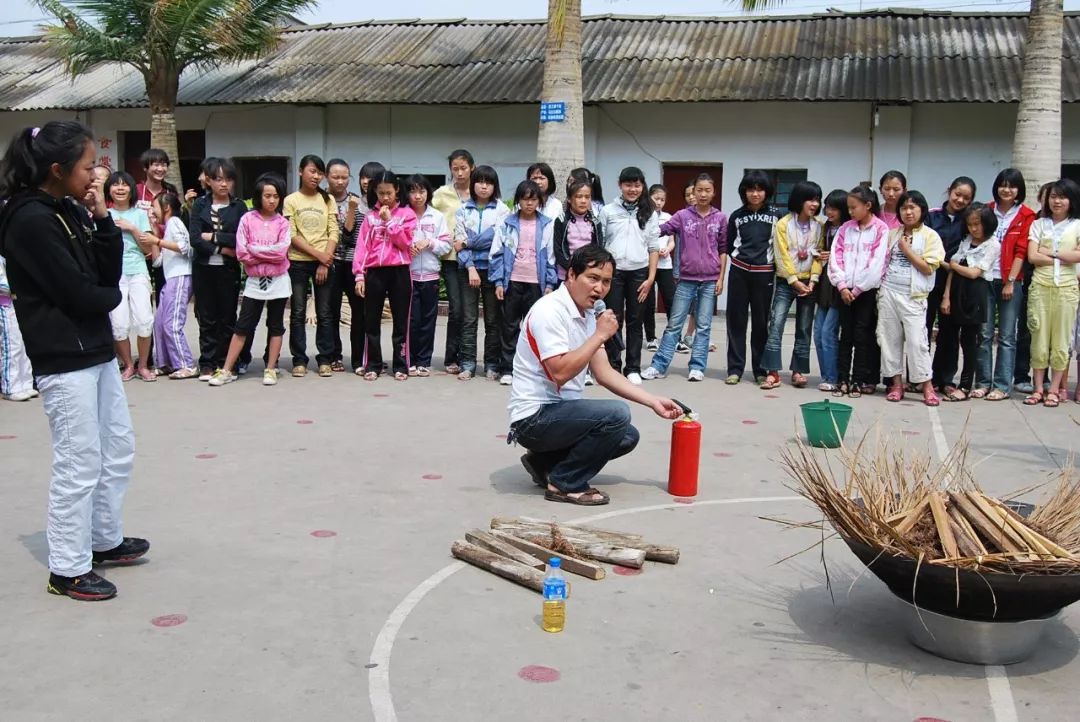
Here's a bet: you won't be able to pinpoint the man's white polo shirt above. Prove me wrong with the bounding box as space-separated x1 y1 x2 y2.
508 284 596 423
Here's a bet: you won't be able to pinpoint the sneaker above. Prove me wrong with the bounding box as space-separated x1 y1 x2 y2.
627 372 643 386
584 373 595 386
292 365 307 378
263 369 278 386
499 374 513 386
754 375 767 386
646 339 659 351
688 369 704 382
408 366 418 377
169 368 199 380
47 571 116 601
458 369 475 380
725 374 740 385
236 362 249 376
92 537 150 565
675 342 691 354
641 367 664 380
485 369 500 381
318 364 333 377
1015 381 1034 394
3 390 34 402
208 369 237 386
198 369 214 382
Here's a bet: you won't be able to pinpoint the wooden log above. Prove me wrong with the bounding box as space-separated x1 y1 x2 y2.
948 492 1025 554
891 498 931 536
492 527 646 568
983 497 1076 559
491 517 674 564
948 517 984 558
489 530 607 580
512 516 646 542
947 506 988 555
450 540 546 593
965 492 1035 558
465 529 546 570
928 493 960 559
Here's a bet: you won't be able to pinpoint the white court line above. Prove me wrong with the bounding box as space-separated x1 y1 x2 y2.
927 404 1019 722
367 495 801 722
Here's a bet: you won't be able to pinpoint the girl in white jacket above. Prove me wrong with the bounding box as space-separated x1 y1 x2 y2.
406 175 451 377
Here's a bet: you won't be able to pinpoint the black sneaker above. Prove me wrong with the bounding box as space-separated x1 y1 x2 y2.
92 537 150 565
47 571 117 601
521 453 549 488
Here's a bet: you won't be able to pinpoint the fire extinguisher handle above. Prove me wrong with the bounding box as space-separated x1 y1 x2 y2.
671 398 693 416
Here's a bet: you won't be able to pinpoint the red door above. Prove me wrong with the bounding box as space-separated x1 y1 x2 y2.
660 164 724 214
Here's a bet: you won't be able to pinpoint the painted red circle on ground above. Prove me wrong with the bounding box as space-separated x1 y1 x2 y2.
422 474 443 480
495 434 508 439
296 419 314 425
902 430 920 436
373 393 390 398
310 530 337 538
151 614 187 627
0 435 15 440
613 565 643 576
518 665 561 683
673 497 694 504
764 394 779 399
195 453 217 460
742 420 758 425
713 452 733 458
914 718 950 722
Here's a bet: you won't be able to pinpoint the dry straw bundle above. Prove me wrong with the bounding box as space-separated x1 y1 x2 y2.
777 434 1080 575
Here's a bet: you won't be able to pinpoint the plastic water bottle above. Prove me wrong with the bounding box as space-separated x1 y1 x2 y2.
542 557 567 633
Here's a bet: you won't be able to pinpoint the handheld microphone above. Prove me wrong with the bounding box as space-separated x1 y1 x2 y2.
593 300 625 351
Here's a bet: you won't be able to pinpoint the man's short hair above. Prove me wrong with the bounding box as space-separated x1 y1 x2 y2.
569 245 615 276
140 148 170 169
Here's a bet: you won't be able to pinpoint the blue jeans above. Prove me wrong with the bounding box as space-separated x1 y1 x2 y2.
976 279 1024 393
814 305 840 384
510 399 640 493
649 280 717 374
762 282 815 374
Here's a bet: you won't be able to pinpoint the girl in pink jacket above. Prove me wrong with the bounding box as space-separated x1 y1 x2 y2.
209 174 291 387
828 185 890 397
353 171 418 380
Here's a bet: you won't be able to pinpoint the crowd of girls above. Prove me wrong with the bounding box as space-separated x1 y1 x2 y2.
3 127 1079 411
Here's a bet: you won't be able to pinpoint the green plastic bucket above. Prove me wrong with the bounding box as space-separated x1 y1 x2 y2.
799 399 853 448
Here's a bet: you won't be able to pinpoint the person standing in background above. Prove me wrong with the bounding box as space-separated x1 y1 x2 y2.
432 150 474 375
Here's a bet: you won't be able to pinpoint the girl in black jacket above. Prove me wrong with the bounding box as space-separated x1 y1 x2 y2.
553 179 602 278
0 121 148 601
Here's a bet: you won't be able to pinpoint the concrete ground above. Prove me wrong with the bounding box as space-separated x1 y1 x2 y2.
2 313 1078 722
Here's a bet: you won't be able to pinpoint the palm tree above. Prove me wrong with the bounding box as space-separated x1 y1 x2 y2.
537 0 586 195
35 0 315 188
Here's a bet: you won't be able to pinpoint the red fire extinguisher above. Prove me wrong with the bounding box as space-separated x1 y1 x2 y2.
668 399 700 497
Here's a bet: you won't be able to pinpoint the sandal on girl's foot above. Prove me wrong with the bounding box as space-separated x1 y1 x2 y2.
943 387 967 402
759 372 781 390
137 368 157 382
848 386 862 399
407 366 418 377
859 384 876 396
1023 391 1044 406
985 389 1009 401
362 370 380 381
544 487 610 506
791 373 808 388
818 382 837 392
445 364 461 375
394 371 408 381
330 360 346 373
832 383 848 397
1044 392 1061 408
416 366 431 377
923 390 941 407
886 385 904 402
725 374 741 385
969 388 988 399
904 382 920 393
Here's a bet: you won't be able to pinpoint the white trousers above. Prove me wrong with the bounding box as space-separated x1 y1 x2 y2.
109 273 154 340
876 285 932 383
37 361 135 576
0 303 33 395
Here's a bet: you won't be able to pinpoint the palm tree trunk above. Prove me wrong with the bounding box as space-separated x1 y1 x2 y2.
537 0 585 197
1012 0 1064 206
150 111 182 190
147 68 183 190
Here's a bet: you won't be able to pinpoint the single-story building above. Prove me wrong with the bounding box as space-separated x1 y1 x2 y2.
1 9 1078 213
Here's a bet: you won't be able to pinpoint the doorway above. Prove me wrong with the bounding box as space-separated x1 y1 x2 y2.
121 130 206 192
660 164 724 214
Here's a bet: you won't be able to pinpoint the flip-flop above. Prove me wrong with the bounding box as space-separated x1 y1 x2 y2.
985 389 1009 401
544 488 610 506
759 373 781 390
792 373 808 388
394 371 408 381
362 371 380 381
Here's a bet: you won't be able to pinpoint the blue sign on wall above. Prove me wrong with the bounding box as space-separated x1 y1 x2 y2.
540 102 567 123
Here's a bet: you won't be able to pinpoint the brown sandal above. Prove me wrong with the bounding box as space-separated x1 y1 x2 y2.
544 487 611 506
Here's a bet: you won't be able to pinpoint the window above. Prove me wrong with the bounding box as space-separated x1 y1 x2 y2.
746 168 808 208
233 157 290 202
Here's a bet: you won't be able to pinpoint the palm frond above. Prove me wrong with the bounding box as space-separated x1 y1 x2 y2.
736 0 788 11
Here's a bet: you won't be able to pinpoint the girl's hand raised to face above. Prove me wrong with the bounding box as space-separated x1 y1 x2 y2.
379 205 392 222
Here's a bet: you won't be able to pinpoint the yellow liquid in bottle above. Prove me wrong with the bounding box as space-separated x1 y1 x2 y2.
542 600 565 633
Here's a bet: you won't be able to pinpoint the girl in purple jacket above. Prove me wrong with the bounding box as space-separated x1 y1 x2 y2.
209 174 291 387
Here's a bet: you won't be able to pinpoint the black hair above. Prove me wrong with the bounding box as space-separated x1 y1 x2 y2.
617 166 653 229
564 180 593 218
848 184 881 216
448 149 475 168
1037 182 1054 217
964 202 999 238
878 170 908 190
0 121 94 198
156 191 183 220
897 190 930 227
1046 179 1080 220
514 180 542 207
203 157 237 182
297 154 330 203
105 170 138 206
568 244 615 276
738 170 774 207
253 172 286 214
404 173 434 208
948 176 977 197
823 189 851 227
568 167 603 205
140 148 170 169
648 184 666 196
366 170 404 210
326 158 350 173
526 163 556 202
787 180 822 215
469 165 501 204
992 168 1027 205
358 161 386 183
199 156 220 177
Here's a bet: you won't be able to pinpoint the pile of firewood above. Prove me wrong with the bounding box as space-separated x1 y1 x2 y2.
450 516 680 592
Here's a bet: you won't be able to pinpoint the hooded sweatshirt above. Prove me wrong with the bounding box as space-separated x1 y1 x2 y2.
352 205 418 281
659 206 728 282
728 205 783 272
0 190 123 374
454 199 509 272
410 206 452 281
990 202 1036 282
553 211 602 275
827 215 890 296
489 212 558 291
598 199 660 271
772 213 824 285
236 210 291 279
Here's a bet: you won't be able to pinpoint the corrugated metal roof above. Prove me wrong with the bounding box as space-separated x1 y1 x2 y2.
0 10 1077 110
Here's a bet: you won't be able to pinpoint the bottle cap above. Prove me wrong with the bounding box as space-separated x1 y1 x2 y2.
549 557 561 567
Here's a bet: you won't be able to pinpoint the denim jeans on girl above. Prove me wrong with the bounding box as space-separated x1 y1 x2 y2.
813 305 840 384
762 281 815 374
976 279 1024 393
649 280 717 374
37 361 135 576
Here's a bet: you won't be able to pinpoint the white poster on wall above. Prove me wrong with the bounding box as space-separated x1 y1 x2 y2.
93 132 118 172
